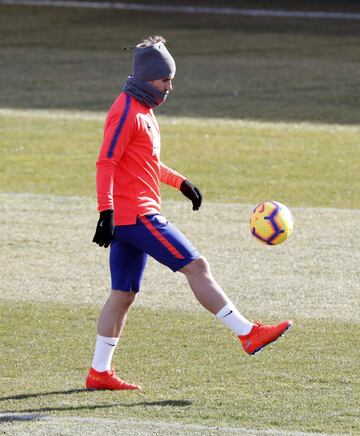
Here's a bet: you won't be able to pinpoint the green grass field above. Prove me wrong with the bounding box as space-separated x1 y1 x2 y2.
1 2 360 123
0 2 359 435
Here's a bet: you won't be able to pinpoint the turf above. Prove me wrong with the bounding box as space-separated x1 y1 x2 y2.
0 193 359 434
1 193 360 324
1 110 359 208
0 3 360 123
0 301 358 435
0 1 359 434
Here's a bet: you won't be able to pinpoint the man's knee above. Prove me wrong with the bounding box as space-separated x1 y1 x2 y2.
180 256 210 277
110 289 137 310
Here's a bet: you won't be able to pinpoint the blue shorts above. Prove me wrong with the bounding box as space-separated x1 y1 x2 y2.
110 214 200 292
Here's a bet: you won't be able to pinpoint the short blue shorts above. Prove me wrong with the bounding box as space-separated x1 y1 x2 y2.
110 214 200 292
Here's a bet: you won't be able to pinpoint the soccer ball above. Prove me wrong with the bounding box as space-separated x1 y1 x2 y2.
250 201 293 245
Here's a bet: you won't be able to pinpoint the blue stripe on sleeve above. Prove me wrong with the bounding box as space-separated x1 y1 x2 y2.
107 93 131 159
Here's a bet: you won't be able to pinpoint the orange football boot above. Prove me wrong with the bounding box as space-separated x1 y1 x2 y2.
86 367 141 390
239 320 292 355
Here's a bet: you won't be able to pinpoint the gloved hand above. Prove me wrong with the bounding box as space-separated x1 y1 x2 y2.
180 179 203 211
92 209 115 248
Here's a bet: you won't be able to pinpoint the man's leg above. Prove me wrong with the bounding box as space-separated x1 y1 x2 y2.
86 290 140 390
181 256 292 355
180 256 253 332
97 290 137 338
91 290 136 372
117 216 292 356
180 256 230 314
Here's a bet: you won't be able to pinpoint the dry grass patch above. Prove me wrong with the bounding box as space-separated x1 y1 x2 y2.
0 193 359 324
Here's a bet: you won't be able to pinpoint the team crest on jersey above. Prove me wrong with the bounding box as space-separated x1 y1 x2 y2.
141 115 160 157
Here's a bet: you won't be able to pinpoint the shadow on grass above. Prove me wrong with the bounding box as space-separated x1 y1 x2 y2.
0 403 121 417
0 390 191 407
1 402 192 418
0 389 86 402
128 400 192 407
0 390 192 417
0 398 193 422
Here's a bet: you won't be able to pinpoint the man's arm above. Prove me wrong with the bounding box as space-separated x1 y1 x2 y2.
160 162 202 211
93 155 116 248
159 162 185 189
93 96 135 247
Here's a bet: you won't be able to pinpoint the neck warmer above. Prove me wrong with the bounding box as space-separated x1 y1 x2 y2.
123 77 168 109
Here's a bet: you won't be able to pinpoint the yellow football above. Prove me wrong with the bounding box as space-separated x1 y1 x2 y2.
250 201 293 245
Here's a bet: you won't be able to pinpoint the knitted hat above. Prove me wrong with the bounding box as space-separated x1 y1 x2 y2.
132 42 176 82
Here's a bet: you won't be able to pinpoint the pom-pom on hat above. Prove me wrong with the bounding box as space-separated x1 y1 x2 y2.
132 42 176 82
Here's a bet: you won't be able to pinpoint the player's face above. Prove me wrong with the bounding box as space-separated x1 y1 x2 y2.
148 77 173 93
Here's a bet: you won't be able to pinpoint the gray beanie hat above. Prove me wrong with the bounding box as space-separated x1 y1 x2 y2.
132 42 176 82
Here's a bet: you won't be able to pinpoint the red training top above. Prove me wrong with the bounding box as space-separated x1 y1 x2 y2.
96 92 185 225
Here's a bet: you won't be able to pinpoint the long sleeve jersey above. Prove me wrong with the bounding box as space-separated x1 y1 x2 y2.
96 92 185 225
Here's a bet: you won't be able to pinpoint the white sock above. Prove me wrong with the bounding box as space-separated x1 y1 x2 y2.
91 335 119 372
216 303 254 336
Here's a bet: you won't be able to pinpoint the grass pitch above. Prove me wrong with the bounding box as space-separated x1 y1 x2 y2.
0 2 359 434
0 107 359 436
0 299 358 434
0 191 359 435
1 3 360 123
1 109 359 209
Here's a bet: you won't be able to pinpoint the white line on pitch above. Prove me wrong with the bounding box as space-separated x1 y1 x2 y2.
0 414 339 436
0 0 360 20
1 108 359 133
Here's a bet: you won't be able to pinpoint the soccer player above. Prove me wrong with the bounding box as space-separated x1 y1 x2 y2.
86 36 292 390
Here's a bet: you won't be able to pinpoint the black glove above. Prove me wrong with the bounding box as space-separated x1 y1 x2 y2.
92 209 115 248
180 179 202 211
